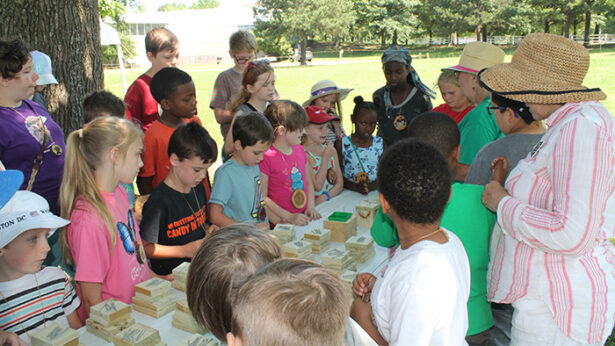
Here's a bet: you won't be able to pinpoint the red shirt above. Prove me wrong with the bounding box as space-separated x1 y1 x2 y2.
432 103 474 124
125 74 159 131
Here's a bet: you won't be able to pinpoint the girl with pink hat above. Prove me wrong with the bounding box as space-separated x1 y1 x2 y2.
303 80 353 143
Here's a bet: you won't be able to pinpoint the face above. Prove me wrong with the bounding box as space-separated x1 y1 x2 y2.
231 49 255 70
527 103 561 121
490 102 513 135
117 139 144 184
0 228 50 280
283 127 305 146
354 109 377 138
236 140 271 166
148 48 179 71
172 155 213 189
247 72 276 103
165 81 197 118
305 123 329 145
383 61 409 89
439 81 469 111
457 72 477 102
313 94 338 114
0 58 38 102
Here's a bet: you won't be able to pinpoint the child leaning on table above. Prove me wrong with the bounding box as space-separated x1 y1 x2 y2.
209 112 274 228
226 259 350 346
60 116 151 322
139 122 218 277
260 100 320 226
0 173 82 345
351 139 471 345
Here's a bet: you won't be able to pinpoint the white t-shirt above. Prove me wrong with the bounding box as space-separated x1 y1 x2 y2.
371 229 470 345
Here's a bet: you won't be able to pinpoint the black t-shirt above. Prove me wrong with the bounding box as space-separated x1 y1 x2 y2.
373 86 432 147
140 181 208 275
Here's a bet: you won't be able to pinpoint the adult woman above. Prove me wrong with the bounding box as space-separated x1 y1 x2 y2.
480 33 615 345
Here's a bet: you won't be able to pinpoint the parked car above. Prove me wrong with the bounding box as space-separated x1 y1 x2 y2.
289 48 313 62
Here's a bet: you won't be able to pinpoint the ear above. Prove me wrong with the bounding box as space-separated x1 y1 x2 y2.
505 108 517 123
160 99 171 111
379 193 390 215
169 153 181 167
233 139 243 152
448 145 460 172
228 50 234 59
246 83 256 95
0 75 10 87
146 51 155 63
226 333 243 346
109 147 121 166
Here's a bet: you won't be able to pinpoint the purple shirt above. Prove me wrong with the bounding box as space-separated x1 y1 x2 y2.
0 99 65 214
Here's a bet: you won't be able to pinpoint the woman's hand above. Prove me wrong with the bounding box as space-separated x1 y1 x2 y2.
491 156 509 185
353 272 377 297
482 181 510 212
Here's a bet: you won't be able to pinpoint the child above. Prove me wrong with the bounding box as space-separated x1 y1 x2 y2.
373 46 434 146
83 90 126 123
210 31 258 138
136 66 203 196
210 112 274 228
335 96 383 195
227 258 350 346
60 116 151 321
352 138 471 345
260 100 320 226
302 106 343 205
29 50 58 110
303 79 352 143
0 190 82 344
432 70 473 124
223 59 276 158
369 112 497 345
124 27 179 131
139 122 218 277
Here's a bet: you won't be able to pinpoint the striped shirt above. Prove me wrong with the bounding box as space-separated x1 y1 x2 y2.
0 266 80 343
488 101 615 343
210 68 242 137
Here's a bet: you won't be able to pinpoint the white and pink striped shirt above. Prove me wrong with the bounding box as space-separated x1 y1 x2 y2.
488 101 615 343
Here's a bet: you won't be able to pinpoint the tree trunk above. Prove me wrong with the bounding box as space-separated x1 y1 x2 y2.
0 0 103 136
564 8 571 38
573 18 577 36
380 28 386 50
544 19 550 33
391 29 398 46
300 36 307 66
594 23 600 35
481 25 487 42
584 11 591 47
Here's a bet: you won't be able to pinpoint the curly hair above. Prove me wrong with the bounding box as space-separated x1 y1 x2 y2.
407 111 460 158
377 139 451 224
0 38 30 79
149 66 192 103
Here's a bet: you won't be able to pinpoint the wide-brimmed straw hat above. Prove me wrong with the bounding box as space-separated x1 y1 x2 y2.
303 80 353 107
478 33 606 104
444 41 504 74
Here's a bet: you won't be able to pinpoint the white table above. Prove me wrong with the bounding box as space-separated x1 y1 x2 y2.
77 189 388 345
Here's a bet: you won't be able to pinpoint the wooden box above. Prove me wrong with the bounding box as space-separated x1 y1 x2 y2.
323 212 357 242
355 200 380 228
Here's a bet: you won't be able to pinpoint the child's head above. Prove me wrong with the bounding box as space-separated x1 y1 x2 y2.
264 100 308 145
437 70 471 111
304 80 352 117
83 91 126 124
0 38 38 103
145 27 179 71
351 96 377 137
407 111 460 172
0 190 69 280
168 122 217 187
232 112 274 166
378 139 451 226
229 60 275 112
304 106 335 145
382 46 435 98
228 258 350 346
150 67 196 118
490 92 535 134
229 31 257 70
186 224 281 340
60 116 143 264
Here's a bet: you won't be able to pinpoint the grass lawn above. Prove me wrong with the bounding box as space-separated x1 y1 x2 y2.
104 49 615 150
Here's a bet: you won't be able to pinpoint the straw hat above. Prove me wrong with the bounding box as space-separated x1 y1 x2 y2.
444 41 504 74
303 80 353 107
478 33 606 104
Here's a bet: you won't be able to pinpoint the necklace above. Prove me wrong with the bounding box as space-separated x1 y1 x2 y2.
348 137 369 184
5 103 62 157
179 186 210 235
0 273 48 337
405 228 446 248
234 161 267 222
277 146 307 209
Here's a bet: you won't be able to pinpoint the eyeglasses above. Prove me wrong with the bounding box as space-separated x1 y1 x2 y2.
486 106 507 116
233 54 255 63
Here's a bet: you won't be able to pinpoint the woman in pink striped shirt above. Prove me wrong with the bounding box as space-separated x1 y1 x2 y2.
479 33 615 345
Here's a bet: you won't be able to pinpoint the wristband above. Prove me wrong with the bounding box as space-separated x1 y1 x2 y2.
323 191 331 201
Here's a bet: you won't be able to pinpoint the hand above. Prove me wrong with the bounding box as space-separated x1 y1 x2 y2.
0 330 27 346
353 272 376 297
360 182 369 195
305 207 321 220
315 194 328 205
255 222 270 231
206 224 219 235
491 156 509 185
323 142 335 158
186 238 205 258
289 213 309 226
482 181 510 212
152 271 174 281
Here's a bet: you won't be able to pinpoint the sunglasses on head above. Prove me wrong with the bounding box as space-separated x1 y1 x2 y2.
248 59 270 68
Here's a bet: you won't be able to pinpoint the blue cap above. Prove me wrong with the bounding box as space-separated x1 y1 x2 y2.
0 170 24 210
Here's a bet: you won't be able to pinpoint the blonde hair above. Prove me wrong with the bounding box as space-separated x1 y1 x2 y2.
229 31 257 53
228 61 274 113
310 94 343 120
437 69 460 88
264 100 308 135
60 116 142 265
186 224 281 340
231 259 350 346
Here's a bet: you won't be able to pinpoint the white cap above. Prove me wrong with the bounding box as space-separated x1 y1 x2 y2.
0 191 69 248
30 51 58 86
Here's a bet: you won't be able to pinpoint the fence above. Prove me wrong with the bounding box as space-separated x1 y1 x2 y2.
408 34 615 46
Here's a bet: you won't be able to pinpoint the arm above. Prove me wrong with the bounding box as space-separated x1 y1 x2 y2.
454 163 470 182
0 330 27 346
208 203 238 227
214 108 233 125
311 145 333 191
328 150 344 198
261 172 308 225
304 160 321 220
142 239 203 259
66 310 83 329
78 282 102 319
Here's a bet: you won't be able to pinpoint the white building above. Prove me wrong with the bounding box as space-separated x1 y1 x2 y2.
124 0 256 66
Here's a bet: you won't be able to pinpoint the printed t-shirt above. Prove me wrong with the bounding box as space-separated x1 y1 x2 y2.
259 145 308 214
340 136 383 183
307 151 336 195
210 68 242 137
124 73 159 131
458 97 504 166
67 185 151 322
140 182 208 275
432 103 474 124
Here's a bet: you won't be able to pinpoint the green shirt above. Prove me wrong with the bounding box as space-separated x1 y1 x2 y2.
370 183 496 335
458 97 504 165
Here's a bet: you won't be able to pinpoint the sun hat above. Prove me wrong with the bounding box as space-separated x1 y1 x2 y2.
478 33 606 104
0 170 24 210
444 41 505 74
303 80 353 107
305 106 336 124
0 190 69 248
30 50 58 86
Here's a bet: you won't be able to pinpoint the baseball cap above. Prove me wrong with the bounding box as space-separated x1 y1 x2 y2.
305 106 336 124
30 51 59 86
0 191 69 248
0 170 24 210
